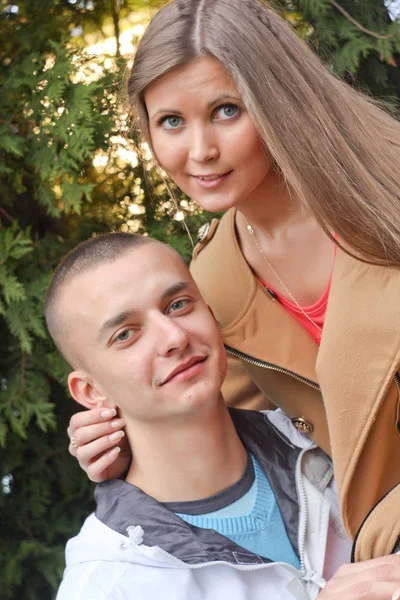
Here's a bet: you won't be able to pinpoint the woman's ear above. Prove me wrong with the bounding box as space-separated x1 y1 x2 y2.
68 370 109 410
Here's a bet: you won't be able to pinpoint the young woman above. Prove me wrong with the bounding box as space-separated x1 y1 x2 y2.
67 0 400 561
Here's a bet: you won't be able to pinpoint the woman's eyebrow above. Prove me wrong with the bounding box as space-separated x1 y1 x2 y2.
150 95 242 119
207 94 242 108
150 108 184 118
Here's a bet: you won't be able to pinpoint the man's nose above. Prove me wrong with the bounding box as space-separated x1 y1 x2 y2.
188 125 219 163
153 314 189 356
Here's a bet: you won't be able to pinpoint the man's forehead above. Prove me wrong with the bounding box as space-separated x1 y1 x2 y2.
63 244 192 307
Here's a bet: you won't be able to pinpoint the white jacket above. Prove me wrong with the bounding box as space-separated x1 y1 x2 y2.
57 410 352 600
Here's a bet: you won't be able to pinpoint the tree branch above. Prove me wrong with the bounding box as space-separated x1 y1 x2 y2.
8 354 27 405
330 0 398 40
110 0 121 58
0 206 14 224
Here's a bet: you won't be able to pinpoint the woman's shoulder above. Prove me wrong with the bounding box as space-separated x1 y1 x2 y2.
190 210 232 286
191 211 232 260
190 209 240 303
190 208 258 325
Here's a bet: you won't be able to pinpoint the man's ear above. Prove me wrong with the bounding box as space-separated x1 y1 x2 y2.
68 370 109 410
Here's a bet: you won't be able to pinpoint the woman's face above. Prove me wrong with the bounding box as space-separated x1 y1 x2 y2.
145 56 273 213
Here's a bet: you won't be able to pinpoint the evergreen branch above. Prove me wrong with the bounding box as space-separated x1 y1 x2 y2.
17 513 34 539
330 0 398 40
0 206 14 224
41 447 65 465
8 353 27 405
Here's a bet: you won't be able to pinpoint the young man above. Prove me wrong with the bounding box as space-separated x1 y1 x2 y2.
46 233 400 600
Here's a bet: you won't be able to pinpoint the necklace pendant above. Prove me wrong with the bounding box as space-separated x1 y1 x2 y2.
247 225 254 234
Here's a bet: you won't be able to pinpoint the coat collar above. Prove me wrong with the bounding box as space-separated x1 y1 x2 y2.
95 409 304 564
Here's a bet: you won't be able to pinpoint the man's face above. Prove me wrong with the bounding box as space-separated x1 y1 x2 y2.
61 244 227 423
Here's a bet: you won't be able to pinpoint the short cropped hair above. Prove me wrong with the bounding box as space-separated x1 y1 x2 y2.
45 232 168 367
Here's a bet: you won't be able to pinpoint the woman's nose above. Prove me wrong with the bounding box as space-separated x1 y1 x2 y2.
188 126 219 163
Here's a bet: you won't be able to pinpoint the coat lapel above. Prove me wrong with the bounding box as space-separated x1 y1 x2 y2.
218 210 319 382
317 248 400 511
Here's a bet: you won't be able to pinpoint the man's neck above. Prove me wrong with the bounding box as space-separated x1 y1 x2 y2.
124 397 248 503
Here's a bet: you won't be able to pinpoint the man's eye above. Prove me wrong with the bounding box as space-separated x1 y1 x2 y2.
116 329 134 342
160 115 183 130
214 104 240 121
168 299 188 313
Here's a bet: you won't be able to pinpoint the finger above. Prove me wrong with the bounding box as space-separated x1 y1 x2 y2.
69 406 118 433
393 588 400 600
68 439 79 458
334 555 400 579
72 418 125 448
86 447 122 483
320 582 400 599
76 430 126 467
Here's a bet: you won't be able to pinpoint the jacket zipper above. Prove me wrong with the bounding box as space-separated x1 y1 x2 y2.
146 548 312 598
225 346 320 391
295 449 308 575
135 445 325 595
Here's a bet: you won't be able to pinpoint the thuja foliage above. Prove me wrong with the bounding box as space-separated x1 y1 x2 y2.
0 1 399 599
279 0 400 97
0 1 202 598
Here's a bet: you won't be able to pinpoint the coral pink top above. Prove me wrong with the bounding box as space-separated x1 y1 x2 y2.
258 276 331 345
257 245 337 345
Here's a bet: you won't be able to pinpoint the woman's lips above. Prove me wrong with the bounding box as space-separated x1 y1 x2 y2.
192 171 232 189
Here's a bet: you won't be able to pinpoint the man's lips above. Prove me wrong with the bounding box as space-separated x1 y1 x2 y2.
160 356 207 386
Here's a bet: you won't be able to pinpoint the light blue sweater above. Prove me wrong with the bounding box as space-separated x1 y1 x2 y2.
177 455 300 568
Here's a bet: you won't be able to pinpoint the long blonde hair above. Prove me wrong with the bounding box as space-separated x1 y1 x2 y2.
128 0 400 265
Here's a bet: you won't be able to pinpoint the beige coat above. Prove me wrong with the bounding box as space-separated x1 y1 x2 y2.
190 208 400 561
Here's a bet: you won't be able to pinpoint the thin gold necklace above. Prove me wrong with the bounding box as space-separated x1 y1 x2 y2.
244 217 323 334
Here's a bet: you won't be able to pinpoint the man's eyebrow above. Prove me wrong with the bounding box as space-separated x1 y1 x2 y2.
97 309 137 342
161 281 191 301
96 281 191 342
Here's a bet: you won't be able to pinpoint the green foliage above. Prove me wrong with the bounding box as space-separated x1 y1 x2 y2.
289 0 400 95
0 0 399 599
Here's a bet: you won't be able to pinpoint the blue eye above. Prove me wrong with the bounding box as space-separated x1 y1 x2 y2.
168 299 188 313
161 116 183 130
215 104 240 120
116 329 133 342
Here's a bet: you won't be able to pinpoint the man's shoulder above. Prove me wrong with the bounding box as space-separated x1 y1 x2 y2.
57 560 131 600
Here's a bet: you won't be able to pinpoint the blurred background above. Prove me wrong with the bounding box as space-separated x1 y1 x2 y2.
0 1 399 598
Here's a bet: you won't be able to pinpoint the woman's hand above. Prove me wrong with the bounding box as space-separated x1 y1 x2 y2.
318 555 400 599
67 407 132 482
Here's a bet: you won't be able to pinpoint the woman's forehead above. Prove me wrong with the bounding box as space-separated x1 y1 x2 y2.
144 56 239 108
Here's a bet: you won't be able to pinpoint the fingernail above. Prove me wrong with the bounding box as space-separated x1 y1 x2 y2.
392 593 400 600
108 446 121 457
101 408 117 419
110 418 124 428
109 430 125 442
